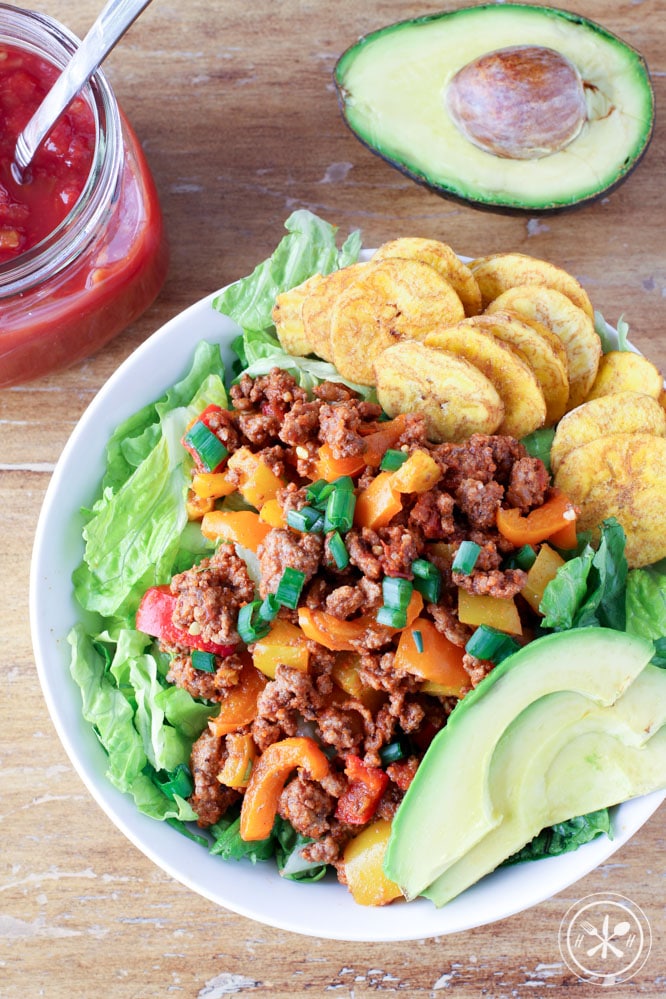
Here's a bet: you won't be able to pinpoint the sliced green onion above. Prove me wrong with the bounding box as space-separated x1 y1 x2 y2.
514 544 537 570
242 759 254 783
328 530 349 570
258 593 280 623
465 625 521 665
287 505 325 533
380 449 408 472
237 600 271 643
411 558 439 579
183 420 228 471
382 576 413 610
191 650 216 673
324 484 356 533
452 540 481 575
412 629 424 654
306 479 335 510
154 763 194 802
379 740 408 766
376 605 407 629
275 567 306 609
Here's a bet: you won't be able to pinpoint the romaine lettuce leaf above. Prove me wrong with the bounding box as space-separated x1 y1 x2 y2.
626 559 666 667
212 209 361 332
503 809 612 865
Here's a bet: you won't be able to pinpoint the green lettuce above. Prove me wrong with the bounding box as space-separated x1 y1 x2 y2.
626 559 666 667
503 809 612 866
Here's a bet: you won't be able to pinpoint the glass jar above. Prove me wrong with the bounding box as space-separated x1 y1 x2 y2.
0 4 168 387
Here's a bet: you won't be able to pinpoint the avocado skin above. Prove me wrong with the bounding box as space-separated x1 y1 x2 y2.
334 4 655 214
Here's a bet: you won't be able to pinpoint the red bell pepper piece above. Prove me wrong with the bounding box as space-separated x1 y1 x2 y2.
335 754 389 825
136 585 236 656
181 404 228 473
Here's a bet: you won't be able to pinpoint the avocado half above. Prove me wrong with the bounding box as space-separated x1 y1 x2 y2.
334 4 655 212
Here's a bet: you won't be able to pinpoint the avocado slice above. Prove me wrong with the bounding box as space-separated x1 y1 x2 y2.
383 628 653 900
334 5 654 212
423 663 666 906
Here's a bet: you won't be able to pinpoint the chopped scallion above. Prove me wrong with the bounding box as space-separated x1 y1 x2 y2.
465 625 521 665
287 505 325 533
412 629 424 654
411 558 439 579
324 483 356 533
258 593 280 623
376 605 407 629
380 449 408 472
275 567 306 609
513 544 537 570
183 420 228 472
452 540 481 575
306 479 335 510
153 763 194 802
411 559 442 603
191 650 216 673
328 530 349 570
379 740 408 766
237 600 271 643
382 576 413 610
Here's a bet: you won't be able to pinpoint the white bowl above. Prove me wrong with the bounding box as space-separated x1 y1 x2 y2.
30 279 665 941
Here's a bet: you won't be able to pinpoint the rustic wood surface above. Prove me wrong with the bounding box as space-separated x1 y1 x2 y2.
1 1 664 995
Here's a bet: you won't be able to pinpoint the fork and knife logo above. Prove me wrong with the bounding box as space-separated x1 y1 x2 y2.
559 892 652 985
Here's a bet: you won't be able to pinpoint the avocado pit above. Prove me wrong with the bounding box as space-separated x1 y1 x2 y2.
446 45 587 159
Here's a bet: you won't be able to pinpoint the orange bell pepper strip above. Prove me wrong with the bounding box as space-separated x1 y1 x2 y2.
186 488 215 521
259 497 286 528
251 619 310 679
458 588 523 636
314 414 410 481
547 516 578 550
208 661 267 737
496 490 578 547
390 449 442 494
240 736 330 841
191 471 237 500
217 733 257 789
335 754 389 825
226 447 284 509
200 509 271 552
298 590 423 651
354 471 403 530
394 618 469 696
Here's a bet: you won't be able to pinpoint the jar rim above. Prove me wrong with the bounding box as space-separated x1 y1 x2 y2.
0 3 123 297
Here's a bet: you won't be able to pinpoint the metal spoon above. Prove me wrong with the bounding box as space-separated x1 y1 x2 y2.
13 0 155 181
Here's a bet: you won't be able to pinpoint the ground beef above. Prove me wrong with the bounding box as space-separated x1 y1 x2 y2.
236 410 280 446
377 524 424 577
300 818 355 866
279 399 322 447
505 455 550 511
408 489 456 539
205 407 242 454
428 601 473 648
188 729 240 827
375 782 404 821
257 528 323 598
171 546 254 646
230 368 307 415
455 477 504 530
313 381 359 403
395 412 429 451
386 755 419 792
454 567 527 599
345 527 383 580
318 401 367 459
277 483 309 519
462 652 495 687
325 584 366 619
277 775 336 839
487 436 528 483
166 651 244 701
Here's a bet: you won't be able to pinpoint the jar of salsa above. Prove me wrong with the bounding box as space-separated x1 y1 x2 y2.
0 4 168 387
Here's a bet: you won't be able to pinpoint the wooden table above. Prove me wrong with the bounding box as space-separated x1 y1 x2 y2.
2 1 664 995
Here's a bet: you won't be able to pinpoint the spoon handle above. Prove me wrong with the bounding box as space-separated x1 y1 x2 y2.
14 0 154 177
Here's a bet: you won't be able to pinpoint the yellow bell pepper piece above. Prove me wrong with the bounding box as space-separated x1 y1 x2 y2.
521 543 565 613
343 818 403 906
458 588 522 636
252 619 310 679
227 446 284 509
217 732 257 789
391 449 442 494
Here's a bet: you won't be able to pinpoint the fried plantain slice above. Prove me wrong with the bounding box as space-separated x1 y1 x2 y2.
272 273 324 356
330 258 465 385
551 391 666 474
459 311 569 425
470 251 594 318
553 433 666 568
375 341 504 442
585 350 664 402
301 261 372 362
486 285 601 411
373 236 482 316
425 322 546 438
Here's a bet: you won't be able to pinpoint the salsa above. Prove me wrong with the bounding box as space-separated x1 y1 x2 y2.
0 43 96 262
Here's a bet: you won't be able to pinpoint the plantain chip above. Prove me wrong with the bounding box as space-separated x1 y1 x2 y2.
470 252 594 318
486 285 601 411
272 273 324 356
459 311 569 426
329 258 465 385
425 322 546 438
553 433 666 569
301 261 373 362
373 236 482 316
375 341 504 442
585 350 664 402
551 392 666 474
